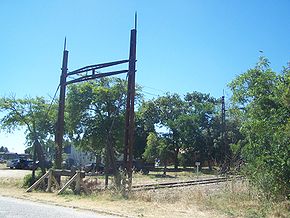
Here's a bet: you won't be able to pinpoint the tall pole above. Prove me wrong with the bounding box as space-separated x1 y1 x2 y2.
221 95 225 147
124 14 137 189
221 95 229 172
55 39 68 169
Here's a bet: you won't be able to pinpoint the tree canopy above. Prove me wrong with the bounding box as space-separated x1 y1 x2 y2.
229 57 290 199
0 96 56 157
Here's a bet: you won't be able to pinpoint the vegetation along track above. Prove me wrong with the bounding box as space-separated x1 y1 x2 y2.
132 176 242 191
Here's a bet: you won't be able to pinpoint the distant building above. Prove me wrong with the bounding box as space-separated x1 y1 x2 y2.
64 145 96 167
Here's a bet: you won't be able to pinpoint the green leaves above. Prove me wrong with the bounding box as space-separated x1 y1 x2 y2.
143 132 159 163
0 95 56 154
229 57 290 200
66 78 128 154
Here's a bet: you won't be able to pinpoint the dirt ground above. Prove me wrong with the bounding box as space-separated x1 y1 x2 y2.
0 167 31 178
0 166 227 218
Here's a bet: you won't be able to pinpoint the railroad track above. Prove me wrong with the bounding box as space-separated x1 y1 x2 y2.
132 176 242 191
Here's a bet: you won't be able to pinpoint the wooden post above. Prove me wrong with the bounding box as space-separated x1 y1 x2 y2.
75 171 81 194
46 169 53 192
51 174 60 190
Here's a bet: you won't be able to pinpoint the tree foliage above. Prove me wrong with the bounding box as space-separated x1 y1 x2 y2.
66 78 128 155
0 146 9 152
0 96 56 156
143 132 159 163
229 57 290 199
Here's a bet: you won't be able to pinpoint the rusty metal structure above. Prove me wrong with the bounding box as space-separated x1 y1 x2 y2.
55 16 137 189
221 95 226 144
220 95 231 172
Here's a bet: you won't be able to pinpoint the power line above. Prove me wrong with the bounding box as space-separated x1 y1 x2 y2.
45 85 60 118
141 84 168 93
142 91 160 97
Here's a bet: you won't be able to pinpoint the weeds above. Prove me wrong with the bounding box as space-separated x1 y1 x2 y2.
130 179 289 218
0 177 22 188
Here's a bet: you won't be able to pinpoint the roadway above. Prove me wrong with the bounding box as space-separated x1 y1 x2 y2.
0 196 117 218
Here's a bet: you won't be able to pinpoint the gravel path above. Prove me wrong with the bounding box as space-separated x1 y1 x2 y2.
0 168 31 179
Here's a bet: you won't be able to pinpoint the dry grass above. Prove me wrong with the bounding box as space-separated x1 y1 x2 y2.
199 180 290 218
0 169 289 218
131 179 289 218
0 169 224 217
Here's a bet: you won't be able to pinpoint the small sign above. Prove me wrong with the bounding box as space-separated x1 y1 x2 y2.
195 162 200 166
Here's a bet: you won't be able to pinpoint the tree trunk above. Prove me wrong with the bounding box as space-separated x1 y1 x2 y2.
107 133 121 189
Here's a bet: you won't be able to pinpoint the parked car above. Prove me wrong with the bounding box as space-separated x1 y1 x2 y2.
84 162 105 174
7 159 52 170
7 159 32 169
27 160 53 170
132 160 155 175
6 159 20 169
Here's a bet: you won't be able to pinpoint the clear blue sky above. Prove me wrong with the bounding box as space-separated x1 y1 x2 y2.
1 0 290 153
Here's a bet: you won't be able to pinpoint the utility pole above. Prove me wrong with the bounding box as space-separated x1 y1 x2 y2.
55 39 68 169
221 95 230 172
221 95 225 147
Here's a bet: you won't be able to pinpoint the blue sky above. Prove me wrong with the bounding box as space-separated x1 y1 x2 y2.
1 0 290 153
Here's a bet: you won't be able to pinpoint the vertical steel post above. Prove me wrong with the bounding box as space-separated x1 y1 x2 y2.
124 17 137 189
128 27 136 186
55 40 68 169
221 95 226 160
221 95 230 171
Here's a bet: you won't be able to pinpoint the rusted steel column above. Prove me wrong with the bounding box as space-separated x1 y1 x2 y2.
55 41 68 169
124 21 137 189
128 27 137 186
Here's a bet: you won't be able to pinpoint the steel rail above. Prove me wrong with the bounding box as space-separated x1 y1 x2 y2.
132 176 242 191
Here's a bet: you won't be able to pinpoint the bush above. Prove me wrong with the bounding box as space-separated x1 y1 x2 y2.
22 170 43 188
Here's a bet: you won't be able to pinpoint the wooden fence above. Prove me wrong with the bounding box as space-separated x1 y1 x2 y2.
26 169 91 195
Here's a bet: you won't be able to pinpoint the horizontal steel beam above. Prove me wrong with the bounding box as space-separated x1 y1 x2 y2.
66 69 128 85
67 59 129 76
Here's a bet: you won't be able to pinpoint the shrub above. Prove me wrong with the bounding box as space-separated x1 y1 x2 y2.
22 170 43 188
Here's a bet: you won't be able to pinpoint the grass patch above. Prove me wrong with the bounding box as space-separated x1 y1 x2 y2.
0 177 22 188
1 169 288 217
0 163 6 169
130 179 289 218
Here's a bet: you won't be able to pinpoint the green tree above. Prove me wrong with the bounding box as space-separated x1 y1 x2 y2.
66 77 143 187
158 134 174 175
143 132 159 163
0 96 56 158
155 93 186 169
143 132 173 175
229 57 290 199
134 100 158 158
0 146 9 152
183 92 218 170
66 78 127 155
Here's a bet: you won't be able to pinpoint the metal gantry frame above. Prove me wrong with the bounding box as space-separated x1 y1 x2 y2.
55 18 137 189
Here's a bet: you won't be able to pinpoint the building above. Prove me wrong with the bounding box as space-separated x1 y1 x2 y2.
63 145 96 167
